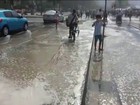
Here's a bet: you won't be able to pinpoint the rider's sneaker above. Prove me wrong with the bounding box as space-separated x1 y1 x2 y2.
68 36 72 39
72 34 76 42
100 48 103 51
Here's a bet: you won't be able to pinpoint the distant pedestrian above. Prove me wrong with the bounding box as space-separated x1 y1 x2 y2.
86 10 90 19
80 10 83 18
128 10 132 22
96 8 103 18
92 15 104 52
91 10 96 19
55 11 59 29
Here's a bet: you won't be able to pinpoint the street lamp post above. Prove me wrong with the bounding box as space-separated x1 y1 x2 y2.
40 0 43 15
102 0 107 51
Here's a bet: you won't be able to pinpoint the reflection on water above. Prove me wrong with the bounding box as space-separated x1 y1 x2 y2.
0 35 11 45
0 74 60 105
0 30 32 46
0 21 94 105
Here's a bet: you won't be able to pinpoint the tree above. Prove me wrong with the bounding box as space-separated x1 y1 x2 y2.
48 0 62 10
10 0 14 9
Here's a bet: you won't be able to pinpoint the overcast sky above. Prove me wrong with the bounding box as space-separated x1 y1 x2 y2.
95 0 140 8
128 0 140 6
95 0 115 9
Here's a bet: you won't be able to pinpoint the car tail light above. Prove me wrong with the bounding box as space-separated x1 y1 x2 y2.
0 18 2 22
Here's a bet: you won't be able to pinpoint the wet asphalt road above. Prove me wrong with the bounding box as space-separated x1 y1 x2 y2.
27 17 43 23
0 18 93 105
0 17 140 105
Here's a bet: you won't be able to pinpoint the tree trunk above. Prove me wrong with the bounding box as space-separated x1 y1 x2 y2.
10 0 14 9
40 0 43 15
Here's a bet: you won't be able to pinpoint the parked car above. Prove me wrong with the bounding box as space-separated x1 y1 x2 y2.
43 10 64 23
0 9 28 37
15 9 22 14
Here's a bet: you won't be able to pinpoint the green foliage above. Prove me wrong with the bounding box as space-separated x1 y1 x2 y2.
48 0 61 5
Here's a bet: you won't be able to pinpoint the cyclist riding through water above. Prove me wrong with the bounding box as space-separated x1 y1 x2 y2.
67 9 79 41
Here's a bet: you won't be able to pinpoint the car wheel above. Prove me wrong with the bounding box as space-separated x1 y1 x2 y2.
2 26 9 37
23 23 28 31
61 19 64 22
44 20 47 24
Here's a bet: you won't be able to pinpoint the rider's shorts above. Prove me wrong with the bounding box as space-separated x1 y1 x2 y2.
95 35 102 42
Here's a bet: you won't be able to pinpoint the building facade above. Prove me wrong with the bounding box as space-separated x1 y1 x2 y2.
115 0 128 8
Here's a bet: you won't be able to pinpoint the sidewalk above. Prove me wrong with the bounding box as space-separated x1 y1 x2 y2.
86 18 140 105
23 12 70 18
86 26 122 105
123 17 140 29
24 15 43 18
109 16 140 29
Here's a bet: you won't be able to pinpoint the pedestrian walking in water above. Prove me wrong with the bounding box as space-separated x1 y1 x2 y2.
92 15 104 52
96 8 103 18
128 10 132 23
55 11 59 29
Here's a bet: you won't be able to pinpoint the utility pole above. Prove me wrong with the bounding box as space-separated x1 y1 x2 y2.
102 0 107 51
9 0 14 9
40 0 43 15
58 0 61 11
53 0 56 10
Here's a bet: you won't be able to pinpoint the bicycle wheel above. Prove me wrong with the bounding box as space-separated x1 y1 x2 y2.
76 26 80 36
72 30 76 41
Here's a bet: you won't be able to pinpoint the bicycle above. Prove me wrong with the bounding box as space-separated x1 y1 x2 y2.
69 24 80 42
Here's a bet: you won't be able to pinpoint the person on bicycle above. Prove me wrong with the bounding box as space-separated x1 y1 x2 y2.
67 9 78 40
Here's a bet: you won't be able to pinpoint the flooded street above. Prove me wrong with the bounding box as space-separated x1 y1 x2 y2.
0 20 93 105
0 17 140 105
104 21 140 105
86 18 140 105
0 0 140 104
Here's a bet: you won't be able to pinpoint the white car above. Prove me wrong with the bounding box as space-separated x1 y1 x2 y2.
43 10 64 23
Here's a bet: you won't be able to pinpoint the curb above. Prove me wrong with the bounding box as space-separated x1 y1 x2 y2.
23 14 69 18
130 25 140 30
24 15 43 18
81 33 95 105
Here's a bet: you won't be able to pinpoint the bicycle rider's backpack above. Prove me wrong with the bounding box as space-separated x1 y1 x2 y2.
66 15 76 27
